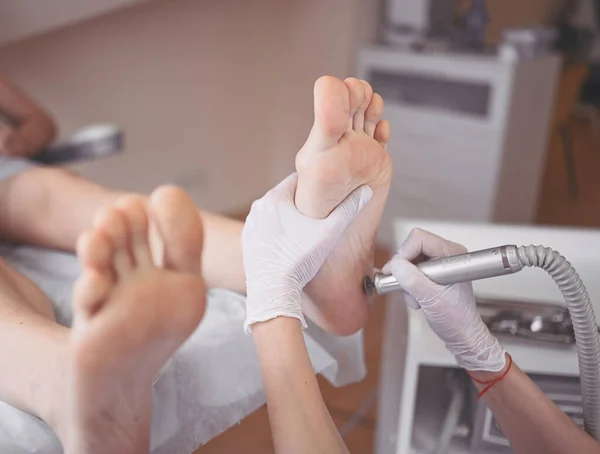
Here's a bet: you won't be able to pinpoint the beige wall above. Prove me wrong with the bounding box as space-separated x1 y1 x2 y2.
0 0 381 213
0 0 147 44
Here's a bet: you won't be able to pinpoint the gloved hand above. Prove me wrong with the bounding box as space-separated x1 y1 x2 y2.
242 173 373 334
383 228 506 372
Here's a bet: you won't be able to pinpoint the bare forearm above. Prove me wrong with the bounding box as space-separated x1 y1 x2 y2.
470 358 600 454
252 317 348 454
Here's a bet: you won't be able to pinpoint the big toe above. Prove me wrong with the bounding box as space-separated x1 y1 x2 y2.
149 185 204 274
308 76 351 150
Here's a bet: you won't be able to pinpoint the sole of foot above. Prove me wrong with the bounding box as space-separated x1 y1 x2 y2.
296 76 392 335
65 187 206 453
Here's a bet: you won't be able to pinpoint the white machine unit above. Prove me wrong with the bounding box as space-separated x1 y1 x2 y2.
357 47 561 246
376 219 600 454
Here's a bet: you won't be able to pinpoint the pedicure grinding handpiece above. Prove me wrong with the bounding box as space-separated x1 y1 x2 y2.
363 246 523 296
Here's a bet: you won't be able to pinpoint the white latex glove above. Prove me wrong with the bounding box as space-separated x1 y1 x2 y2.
242 173 373 334
383 228 506 372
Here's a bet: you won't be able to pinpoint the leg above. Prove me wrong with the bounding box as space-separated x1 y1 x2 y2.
0 167 124 250
0 260 70 440
296 76 392 334
65 187 206 454
0 166 244 293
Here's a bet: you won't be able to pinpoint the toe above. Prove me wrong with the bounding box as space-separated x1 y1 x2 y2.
308 76 351 150
374 120 391 148
73 269 113 321
365 93 384 138
76 229 113 272
149 185 204 274
344 78 366 131
148 222 165 267
114 195 153 269
74 228 114 319
93 206 132 277
355 81 373 132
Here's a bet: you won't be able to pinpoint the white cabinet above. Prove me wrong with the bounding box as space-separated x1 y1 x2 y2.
357 47 561 245
0 0 149 45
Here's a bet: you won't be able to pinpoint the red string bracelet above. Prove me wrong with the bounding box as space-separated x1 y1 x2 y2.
466 353 513 400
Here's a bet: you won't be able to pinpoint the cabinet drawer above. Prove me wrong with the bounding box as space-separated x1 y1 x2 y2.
387 128 499 201
389 171 491 217
372 69 491 117
384 103 500 146
382 191 492 229
378 179 494 244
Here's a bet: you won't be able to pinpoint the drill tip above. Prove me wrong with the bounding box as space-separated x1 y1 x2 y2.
363 276 375 296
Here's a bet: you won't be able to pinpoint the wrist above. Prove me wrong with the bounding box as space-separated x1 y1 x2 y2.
245 285 304 328
252 316 303 340
245 290 306 333
252 317 306 367
467 352 511 384
450 326 505 375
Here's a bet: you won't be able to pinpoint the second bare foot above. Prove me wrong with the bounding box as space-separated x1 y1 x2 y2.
65 187 206 453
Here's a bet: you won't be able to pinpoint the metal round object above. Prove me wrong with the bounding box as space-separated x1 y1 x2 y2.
33 123 123 165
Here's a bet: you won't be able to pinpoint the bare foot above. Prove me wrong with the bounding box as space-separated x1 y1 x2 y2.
65 187 206 454
296 76 392 335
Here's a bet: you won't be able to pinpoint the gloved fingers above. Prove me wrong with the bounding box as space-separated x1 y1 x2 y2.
381 260 392 274
276 184 372 243
402 292 422 310
278 183 372 227
395 228 467 262
386 255 447 302
325 185 373 230
244 173 299 234
378 270 421 309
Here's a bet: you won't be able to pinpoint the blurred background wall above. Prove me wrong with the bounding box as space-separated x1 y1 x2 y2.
0 0 382 213
0 0 581 215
